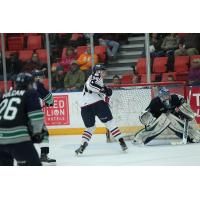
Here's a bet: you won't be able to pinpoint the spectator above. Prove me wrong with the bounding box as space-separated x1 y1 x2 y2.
52 66 65 92
149 33 165 57
60 47 76 73
6 53 22 79
64 62 85 91
99 38 120 60
175 33 200 56
112 75 121 84
77 44 98 76
161 33 180 52
188 59 200 85
161 33 180 72
22 52 46 73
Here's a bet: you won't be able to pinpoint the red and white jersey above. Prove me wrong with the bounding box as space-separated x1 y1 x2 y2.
80 73 105 107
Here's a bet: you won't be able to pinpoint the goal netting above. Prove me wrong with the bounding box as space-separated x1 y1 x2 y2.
107 81 188 141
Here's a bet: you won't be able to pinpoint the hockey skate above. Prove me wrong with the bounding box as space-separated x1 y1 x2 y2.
119 138 128 151
75 142 88 155
40 154 56 166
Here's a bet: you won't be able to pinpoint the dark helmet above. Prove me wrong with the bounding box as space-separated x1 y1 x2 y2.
92 64 106 73
31 69 45 79
15 72 33 89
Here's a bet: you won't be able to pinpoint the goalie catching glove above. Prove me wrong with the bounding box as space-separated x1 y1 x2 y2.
100 86 112 97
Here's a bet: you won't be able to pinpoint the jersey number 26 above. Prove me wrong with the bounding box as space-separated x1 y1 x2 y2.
0 98 21 120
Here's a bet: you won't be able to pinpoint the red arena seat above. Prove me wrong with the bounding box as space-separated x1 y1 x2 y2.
76 46 87 57
174 56 189 72
153 57 167 73
121 74 132 84
19 50 33 62
94 46 107 62
27 35 42 50
140 74 156 83
135 58 146 74
161 72 176 82
36 49 47 64
8 37 24 51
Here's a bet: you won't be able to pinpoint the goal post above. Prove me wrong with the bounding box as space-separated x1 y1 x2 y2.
107 81 187 140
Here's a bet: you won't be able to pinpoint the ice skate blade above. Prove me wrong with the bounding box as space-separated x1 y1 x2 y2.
42 162 57 166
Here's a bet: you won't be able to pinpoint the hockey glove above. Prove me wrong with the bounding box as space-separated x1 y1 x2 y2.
31 132 45 143
101 86 112 97
45 102 54 107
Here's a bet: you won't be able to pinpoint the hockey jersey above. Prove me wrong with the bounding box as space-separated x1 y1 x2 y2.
33 81 54 106
146 94 185 118
80 73 105 107
0 89 44 144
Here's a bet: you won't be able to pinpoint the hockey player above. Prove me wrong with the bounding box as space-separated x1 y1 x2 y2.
75 64 128 155
134 87 200 145
32 70 56 164
0 73 44 166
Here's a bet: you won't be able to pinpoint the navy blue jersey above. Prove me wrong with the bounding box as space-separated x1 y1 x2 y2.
0 89 44 144
146 94 185 118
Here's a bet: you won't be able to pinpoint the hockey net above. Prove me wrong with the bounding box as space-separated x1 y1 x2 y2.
107 81 188 140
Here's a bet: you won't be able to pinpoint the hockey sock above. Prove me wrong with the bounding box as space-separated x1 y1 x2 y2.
105 120 123 140
82 126 95 143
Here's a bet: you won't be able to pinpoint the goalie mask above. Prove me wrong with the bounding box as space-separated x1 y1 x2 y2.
158 87 171 108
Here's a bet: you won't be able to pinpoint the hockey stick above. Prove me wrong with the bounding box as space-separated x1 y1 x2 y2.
182 86 192 144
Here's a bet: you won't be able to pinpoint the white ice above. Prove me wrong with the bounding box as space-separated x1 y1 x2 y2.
40 134 200 166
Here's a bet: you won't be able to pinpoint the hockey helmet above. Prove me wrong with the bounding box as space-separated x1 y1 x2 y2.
158 87 170 101
32 69 45 79
15 72 34 89
92 64 106 73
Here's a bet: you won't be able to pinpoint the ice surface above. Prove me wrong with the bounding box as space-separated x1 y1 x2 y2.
40 135 200 166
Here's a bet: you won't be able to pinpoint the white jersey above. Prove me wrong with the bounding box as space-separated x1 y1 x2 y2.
80 73 105 107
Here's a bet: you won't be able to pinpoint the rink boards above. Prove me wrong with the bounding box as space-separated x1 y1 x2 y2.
45 87 200 135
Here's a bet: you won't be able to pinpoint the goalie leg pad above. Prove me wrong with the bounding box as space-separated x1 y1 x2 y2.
168 113 200 143
135 113 171 144
104 119 123 140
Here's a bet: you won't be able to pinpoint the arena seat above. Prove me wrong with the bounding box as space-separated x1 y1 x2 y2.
94 46 107 62
174 56 189 72
176 72 188 81
36 49 47 64
19 50 33 62
27 35 42 50
0 81 12 92
153 57 167 73
121 74 132 84
8 37 24 51
5 51 17 59
76 46 87 57
140 74 156 83
161 72 176 82
135 58 146 74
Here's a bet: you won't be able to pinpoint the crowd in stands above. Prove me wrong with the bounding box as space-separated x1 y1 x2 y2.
128 33 200 86
0 33 199 93
0 33 126 92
